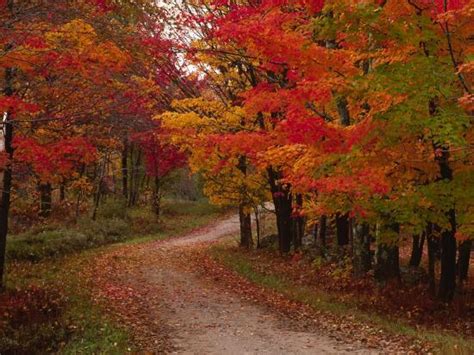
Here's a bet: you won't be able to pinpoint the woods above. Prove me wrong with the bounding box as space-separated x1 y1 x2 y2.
158 0 473 304
0 0 190 287
0 0 473 353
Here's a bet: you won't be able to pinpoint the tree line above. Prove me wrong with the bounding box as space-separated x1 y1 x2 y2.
0 0 472 305
160 0 473 303
0 0 192 289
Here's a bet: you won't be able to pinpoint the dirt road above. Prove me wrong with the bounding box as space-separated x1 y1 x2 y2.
92 215 375 354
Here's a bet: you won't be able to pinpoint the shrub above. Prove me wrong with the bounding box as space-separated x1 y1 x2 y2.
96 198 128 220
99 218 131 241
7 230 89 261
162 198 221 217
127 207 161 235
0 285 68 353
7 218 131 261
79 217 131 244
258 234 278 249
6 199 222 262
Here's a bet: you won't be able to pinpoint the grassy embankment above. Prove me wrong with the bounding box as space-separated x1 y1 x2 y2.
210 242 474 354
1 198 224 354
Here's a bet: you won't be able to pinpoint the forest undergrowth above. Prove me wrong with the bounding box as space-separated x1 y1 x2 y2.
0 199 223 354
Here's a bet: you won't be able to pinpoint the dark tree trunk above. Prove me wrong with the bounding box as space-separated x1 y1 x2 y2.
335 94 350 250
336 213 350 246
236 155 253 248
128 144 134 205
293 194 305 251
39 183 52 217
336 96 351 126
409 232 425 267
0 18 15 289
427 224 438 295
139 171 147 196
457 239 471 284
438 212 457 302
314 215 327 257
318 215 327 249
75 164 85 219
434 148 456 302
352 223 372 276
374 223 400 282
92 157 107 221
128 148 142 207
254 208 261 249
239 205 253 249
268 167 293 253
60 183 65 202
152 176 161 216
92 187 102 221
429 99 457 302
132 151 142 206
313 221 318 244
0 112 13 290
122 138 128 199
276 194 292 253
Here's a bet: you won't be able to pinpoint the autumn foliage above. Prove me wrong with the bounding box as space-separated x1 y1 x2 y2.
159 0 473 302
0 1 472 349
0 0 191 287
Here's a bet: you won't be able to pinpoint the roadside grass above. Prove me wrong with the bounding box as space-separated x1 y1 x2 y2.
122 199 226 245
2 253 132 354
1 198 225 354
210 244 474 354
6 198 223 262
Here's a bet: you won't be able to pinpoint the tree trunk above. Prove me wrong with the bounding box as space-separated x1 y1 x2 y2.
336 96 351 126
352 223 372 277
336 213 350 246
434 148 456 302
430 99 457 302
255 207 261 249
60 183 65 202
335 95 350 250
128 144 134 205
92 156 107 221
152 176 161 216
0 15 15 289
427 224 438 295
457 239 471 284
272 191 293 254
268 167 293 253
75 164 85 219
129 148 142 207
293 194 305 251
313 221 318 244
39 182 52 217
239 205 253 248
318 215 327 250
409 232 425 267
374 223 400 282
122 137 128 199
438 213 457 302
236 155 253 248
0 114 12 291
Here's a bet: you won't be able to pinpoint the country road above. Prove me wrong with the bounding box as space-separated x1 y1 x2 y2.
92 215 375 354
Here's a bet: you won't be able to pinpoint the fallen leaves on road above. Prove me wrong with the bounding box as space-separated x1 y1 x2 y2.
180 244 431 353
